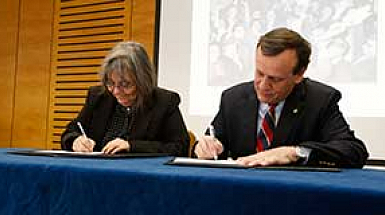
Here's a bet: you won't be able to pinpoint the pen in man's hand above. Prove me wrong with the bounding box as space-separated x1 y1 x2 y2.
77 122 88 138
208 125 218 160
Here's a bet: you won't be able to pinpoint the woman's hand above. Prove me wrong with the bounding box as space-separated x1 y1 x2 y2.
102 138 131 154
73 136 95 152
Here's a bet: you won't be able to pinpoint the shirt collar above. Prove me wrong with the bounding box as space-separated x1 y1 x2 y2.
259 101 285 113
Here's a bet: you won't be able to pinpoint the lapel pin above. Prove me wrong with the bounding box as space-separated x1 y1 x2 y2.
293 109 298 114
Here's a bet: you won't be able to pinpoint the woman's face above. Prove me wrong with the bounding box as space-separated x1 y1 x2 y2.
106 70 137 107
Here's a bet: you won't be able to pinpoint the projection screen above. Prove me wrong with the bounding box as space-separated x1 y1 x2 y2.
158 0 384 158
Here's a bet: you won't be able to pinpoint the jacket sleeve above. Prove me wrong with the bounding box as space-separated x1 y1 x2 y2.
61 87 98 151
300 90 368 168
129 91 190 157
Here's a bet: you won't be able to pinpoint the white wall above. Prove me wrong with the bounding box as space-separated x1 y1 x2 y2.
158 0 385 159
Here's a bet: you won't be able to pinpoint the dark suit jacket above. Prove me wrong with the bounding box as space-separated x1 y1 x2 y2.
61 86 190 156
211 78 368 168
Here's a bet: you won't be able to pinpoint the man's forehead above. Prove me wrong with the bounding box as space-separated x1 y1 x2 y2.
256 48 298 74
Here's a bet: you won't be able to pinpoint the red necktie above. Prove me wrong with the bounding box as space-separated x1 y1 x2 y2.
256 105 276 152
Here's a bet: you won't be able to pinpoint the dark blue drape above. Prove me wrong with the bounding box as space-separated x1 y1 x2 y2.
1 149 385 215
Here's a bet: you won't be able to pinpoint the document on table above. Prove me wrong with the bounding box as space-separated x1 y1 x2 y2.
9 149 104 157
364 165 385 171
363 159 385 171
8 149 169 159
39 150 103 155
167 157 341 172
167 157 245 168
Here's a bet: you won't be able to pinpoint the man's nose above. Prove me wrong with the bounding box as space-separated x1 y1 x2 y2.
259 76 272 88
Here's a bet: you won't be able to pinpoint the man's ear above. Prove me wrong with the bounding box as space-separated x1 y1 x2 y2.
294 67 306 84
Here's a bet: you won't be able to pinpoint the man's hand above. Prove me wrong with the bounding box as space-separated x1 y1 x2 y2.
102 138 130 154
194 136 224 159
73 136 95 152
237 146 299 167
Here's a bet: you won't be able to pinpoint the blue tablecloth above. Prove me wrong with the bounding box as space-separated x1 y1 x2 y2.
1 148 385 215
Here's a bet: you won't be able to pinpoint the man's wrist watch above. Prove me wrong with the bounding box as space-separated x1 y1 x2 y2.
295 146 311 163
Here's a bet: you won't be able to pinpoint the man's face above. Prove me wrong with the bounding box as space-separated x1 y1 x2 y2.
254 47 304 104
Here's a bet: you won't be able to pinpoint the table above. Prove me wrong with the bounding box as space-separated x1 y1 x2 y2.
1 148 385 215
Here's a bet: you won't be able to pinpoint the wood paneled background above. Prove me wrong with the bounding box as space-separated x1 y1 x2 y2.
0 0 19 148
0 0 157 149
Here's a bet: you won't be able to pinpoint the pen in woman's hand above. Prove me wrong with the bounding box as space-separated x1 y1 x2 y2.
208 125 218 160
77 122 87 138
77 122 93 152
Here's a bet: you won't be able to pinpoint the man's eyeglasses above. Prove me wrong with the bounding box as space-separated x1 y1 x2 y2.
105 80 135 91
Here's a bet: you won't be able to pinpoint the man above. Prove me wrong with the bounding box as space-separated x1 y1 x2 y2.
194 27 368 168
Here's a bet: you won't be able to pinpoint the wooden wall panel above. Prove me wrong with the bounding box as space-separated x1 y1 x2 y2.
11 0 54 148
0 0 19 147
0 0 157 149
132 0 157 61
47 0 133 149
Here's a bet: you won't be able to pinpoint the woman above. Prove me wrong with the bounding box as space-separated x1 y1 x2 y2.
61 42 189 156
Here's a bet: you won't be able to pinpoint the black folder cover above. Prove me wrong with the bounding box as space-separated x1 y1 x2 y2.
166 157 341 172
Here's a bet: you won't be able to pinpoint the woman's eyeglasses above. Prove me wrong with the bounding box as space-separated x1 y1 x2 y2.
105 80 135 91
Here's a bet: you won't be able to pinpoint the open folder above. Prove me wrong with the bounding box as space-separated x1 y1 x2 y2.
166 157 341 172
8 149 169 159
